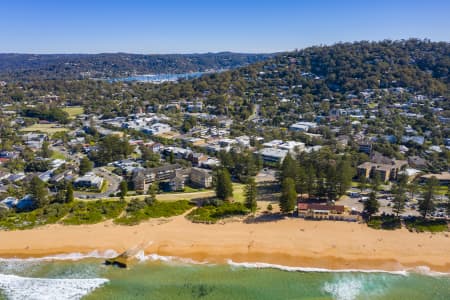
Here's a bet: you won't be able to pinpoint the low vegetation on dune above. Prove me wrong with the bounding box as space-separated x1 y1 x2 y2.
0 203 71 230
62 201 126 225
187 200 249 224
405 217 448 233
114 199 193 225
367 215 402 230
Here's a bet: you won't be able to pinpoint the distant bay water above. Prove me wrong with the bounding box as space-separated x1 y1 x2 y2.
107 71 213 83
0 252 449 300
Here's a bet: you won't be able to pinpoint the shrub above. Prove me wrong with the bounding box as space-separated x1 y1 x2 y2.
404 217 448 232
0 202 72 230
114 200 193 226
63 201 126 225
367 215 401 230
187 202 249 224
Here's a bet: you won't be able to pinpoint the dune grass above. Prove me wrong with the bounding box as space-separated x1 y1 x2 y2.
0 203 72 230
186 201 249 224
62 200 126 225
114 199 193 226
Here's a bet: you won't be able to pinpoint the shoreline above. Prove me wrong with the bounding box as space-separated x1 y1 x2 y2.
0 215 449 273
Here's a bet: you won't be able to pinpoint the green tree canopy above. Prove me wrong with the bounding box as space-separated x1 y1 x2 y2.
280 178 297 213
215 168 233 201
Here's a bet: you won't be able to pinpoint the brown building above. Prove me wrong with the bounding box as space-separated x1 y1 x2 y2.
190 167 213 188
297 203 359 221
420 172 450 187
357 159 407 182
132 164 183 192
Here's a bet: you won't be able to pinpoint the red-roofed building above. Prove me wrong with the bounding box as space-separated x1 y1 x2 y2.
297 202 359 221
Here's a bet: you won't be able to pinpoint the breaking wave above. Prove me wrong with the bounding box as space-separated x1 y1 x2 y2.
226 259 409 275
323 276 365 300
0 273 108 300
133 251 209 265
0 250 118 263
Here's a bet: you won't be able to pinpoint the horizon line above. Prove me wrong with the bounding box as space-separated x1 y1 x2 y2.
1 38 448 56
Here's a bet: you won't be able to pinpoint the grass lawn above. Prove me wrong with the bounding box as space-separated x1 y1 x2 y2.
51 150 66 160
231 183 246 202
351 181 360 188
183 186 204 193
21 123 69 134
63 106 84 118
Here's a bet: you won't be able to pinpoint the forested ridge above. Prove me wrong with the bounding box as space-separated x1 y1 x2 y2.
0 52 272 81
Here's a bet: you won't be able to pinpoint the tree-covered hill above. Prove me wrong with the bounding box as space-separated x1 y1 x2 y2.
273 39 449 95
0 52 272 81
1 39 448 122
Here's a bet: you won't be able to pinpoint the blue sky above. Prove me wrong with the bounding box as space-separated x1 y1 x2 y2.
1 0 449 53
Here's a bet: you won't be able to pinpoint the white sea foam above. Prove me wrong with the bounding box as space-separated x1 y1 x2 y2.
323 277 364 300
0 273 108 300
226 260 409 276
134 251 209 265
409 266 450 277
0 249 118 263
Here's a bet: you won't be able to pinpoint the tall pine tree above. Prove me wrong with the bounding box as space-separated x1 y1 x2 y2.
244 177 257 213
215 168 233 201
280 178 297 213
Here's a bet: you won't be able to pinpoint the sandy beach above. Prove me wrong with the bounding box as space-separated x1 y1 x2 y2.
0 215 449 272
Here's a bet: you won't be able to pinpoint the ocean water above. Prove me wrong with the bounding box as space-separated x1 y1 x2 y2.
0 252 449 300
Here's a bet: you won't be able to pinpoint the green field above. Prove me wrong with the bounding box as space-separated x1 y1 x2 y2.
21 123 69 134
63 106 84 118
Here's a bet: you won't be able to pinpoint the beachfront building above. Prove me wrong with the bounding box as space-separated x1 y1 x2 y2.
132 164 183 192
190 167 213 188
297 203 360 221
357 160 407 182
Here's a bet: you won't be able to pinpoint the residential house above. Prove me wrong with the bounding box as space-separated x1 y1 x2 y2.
358 142 372 155
16 195 35 212
73 172 104 190
289 121 318 132
142 123 171 135
408 156 429 170
0 197 18 209
190 153 208 166
257 148 288 165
